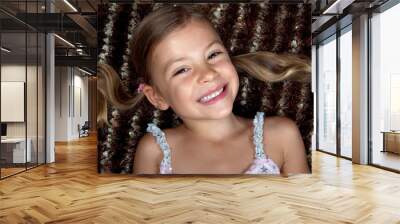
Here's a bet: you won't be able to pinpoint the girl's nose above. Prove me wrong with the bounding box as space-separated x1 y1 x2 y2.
198 65 218 83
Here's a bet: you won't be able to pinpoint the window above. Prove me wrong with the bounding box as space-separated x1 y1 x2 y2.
339 26 352 158
370 2 400 171
317 35 337 155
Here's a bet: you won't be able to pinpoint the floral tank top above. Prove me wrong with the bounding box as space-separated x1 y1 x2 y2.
146 112 280 175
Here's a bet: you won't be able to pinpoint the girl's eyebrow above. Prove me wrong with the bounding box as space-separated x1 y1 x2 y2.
163 39 222 72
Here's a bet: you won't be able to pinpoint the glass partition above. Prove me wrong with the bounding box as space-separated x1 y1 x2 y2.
317 35 337 155
26 0 43 170
1 32 28 177
0 0 46 179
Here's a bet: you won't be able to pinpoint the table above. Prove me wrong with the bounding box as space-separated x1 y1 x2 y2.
1 138 32 163
381 131 400 154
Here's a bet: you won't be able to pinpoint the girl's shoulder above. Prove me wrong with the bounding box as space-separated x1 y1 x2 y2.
263 116 299 132
236 113 299 137
236 114 300 147
263 115 302 145
133 124 184 174
133 132 165 174
137 123 183 150
262 115 309 173
263 115 302 151
137 124 183 152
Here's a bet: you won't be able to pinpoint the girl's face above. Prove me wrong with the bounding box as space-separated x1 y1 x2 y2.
143 18 239 121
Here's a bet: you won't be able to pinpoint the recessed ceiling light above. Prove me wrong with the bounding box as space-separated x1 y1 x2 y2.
1 47 11 53
63 0 78 12
323 0 355 15
54 34 75 48
78 67 93 76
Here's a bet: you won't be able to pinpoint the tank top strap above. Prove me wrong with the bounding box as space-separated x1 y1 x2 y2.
146 123 172 172
253 112 267 160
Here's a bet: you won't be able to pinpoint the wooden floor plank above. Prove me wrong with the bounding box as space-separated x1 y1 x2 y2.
0 134 400 223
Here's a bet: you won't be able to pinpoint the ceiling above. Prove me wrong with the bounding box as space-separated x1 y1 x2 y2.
2 0 389 73
311 0 389 42
0 0 97 72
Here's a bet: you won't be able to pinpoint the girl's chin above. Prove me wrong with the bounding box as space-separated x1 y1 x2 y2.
177 106 234 121
200 105 234 119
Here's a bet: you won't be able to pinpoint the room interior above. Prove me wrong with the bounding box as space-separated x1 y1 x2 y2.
0 0 399 222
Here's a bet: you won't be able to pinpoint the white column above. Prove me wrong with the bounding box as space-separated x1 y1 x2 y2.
352 14 369 164
46 1 55 163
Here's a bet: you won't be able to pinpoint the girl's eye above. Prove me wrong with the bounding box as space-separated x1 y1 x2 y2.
208 51 222 60
173 67 190 76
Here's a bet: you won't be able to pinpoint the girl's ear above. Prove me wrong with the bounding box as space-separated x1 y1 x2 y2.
142 84 170 110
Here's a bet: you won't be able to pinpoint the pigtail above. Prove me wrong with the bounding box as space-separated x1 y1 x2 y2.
232 51 311 83
97 90 109 127
97 63 145 127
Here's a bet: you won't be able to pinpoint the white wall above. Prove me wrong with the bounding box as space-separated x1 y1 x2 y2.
55 66 69 141
55 67 89 141
72 73 89 138
1 65 26 140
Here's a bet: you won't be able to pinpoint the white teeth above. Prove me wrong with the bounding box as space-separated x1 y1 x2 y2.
200 87 224 103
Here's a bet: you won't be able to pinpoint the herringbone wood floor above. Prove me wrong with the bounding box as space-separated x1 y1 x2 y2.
1 134 400 223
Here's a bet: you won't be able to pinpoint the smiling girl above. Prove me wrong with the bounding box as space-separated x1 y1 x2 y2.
98 5 311 175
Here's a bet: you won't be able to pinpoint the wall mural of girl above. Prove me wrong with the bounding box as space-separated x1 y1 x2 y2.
97 3 312 174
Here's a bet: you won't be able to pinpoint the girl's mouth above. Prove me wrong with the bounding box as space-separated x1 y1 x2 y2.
198 84 228 105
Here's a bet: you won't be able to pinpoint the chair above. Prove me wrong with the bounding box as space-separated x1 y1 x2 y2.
79 121 90 138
